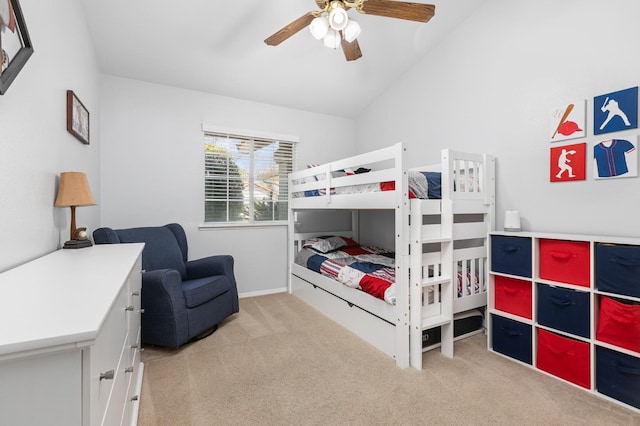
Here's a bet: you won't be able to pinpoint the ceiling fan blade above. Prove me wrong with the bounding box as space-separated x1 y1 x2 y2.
341 37 363 61
264 12 316 46
360 0 435 23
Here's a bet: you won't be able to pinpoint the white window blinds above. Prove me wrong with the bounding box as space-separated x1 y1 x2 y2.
204 129 296 223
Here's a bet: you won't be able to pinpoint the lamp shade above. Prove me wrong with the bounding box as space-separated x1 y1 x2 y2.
310 16 330 40
54 171 96 207
343 20 361 43
328 7 348 31
323 29 341 49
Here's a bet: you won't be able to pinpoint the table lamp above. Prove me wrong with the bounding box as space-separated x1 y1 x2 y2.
54 171 97 249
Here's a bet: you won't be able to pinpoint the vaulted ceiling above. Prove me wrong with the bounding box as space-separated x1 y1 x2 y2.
80 0 487 118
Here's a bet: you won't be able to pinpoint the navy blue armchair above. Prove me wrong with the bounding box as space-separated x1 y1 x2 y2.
93 223 239 348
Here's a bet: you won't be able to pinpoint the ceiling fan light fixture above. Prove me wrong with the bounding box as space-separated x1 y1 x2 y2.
343 19 361 43
328 3 349 31
323 28 341 49
309 15 330 40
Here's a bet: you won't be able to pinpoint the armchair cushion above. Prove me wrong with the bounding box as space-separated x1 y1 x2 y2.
182 276 230 308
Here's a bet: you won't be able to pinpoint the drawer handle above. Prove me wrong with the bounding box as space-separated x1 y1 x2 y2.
610 256 640 266
550 296 574 307
131 395 139 402
100 370 114 381
501 326 522 336
125 306 145 314
614 362 640 376
550 251 572 261
605 314 635 325
131 291 140 296
501 245 519 253
125 366 135 373
545 345 572 357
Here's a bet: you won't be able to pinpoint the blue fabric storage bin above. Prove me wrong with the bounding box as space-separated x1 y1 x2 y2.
537 284 590 338
491 235 532 277
596 346 640 410
596 243 640 298
491 314 532 364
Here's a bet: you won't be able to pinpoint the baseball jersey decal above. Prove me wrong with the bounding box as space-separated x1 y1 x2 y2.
594 139 637 179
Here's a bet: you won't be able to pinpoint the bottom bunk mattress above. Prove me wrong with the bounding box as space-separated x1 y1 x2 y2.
294 236 481 306
294 236 397 305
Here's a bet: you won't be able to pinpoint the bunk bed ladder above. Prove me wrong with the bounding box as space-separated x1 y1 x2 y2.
409 198 454 370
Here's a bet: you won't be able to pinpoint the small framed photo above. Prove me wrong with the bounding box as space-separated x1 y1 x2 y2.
66 90 89 144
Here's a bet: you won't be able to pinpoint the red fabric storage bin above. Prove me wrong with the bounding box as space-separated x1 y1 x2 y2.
537 329 590 389
494 275 532 319
596 296 640 354
539 239 590 287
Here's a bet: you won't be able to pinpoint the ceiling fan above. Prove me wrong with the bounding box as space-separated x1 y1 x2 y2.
264 0 436 61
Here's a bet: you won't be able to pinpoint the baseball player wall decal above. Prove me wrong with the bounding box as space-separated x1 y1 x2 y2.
594 87 638 135
550 143 586 182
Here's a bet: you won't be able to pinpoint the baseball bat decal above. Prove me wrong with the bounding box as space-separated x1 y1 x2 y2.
552 103 574 139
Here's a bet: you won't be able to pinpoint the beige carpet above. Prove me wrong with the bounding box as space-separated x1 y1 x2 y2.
138 293 640 425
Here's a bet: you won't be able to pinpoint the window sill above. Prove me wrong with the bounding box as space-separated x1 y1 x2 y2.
199 221 288 230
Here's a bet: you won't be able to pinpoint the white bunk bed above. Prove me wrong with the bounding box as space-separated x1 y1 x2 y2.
288 143 495 369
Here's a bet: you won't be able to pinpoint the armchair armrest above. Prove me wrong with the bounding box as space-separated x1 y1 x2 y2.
141 269 187 314
186 255 239 312
186 255 235 280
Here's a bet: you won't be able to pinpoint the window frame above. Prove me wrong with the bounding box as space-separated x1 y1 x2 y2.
201 124 298 229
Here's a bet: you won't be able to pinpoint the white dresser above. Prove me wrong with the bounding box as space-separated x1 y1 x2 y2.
0 243 145 425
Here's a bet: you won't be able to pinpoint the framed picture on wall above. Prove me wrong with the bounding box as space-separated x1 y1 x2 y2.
66 90 90 145
550 100 585 142
593 87 638 135
593 136 638 179
550 142 586 182
0 0 34 95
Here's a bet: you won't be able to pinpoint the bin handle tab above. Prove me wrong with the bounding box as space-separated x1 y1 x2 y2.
550 251 572 261
614 362 640 376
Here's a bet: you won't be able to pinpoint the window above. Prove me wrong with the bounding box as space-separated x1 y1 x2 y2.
204 127 296 224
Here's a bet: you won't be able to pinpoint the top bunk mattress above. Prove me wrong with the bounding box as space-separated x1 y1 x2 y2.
293 170 443 199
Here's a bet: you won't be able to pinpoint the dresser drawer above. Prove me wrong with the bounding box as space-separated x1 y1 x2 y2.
491 314 532 365
89 284 129 425
491 235 532 277
539 239 590 287
101 339 129 426
596 243 640 298
537 284 590 338
127 257 143 336
537 328 590 389
596 346 640 410
494 275 532 319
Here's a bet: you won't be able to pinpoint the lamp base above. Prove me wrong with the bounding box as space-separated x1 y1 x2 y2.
63 239 93 249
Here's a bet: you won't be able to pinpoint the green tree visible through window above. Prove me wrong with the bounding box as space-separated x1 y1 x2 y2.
204 132 295 223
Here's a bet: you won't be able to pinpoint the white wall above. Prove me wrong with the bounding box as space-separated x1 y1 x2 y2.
356 0 640 237
99 76 356 296
0 0 100 272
